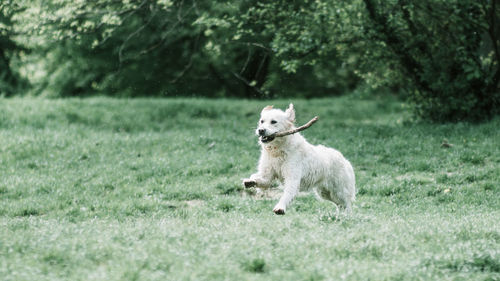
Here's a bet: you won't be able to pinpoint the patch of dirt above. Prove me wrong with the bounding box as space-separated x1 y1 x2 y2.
185 200 205 208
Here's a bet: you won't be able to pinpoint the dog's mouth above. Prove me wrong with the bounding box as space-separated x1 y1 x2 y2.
260 135 275 143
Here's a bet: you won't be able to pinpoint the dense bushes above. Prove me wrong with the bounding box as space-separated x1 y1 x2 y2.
1 0 499 121
362 0 500 122
228 0 499 121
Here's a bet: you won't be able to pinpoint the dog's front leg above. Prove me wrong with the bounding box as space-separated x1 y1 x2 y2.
243 154 274 188
273 175 300 215
243 171 273 189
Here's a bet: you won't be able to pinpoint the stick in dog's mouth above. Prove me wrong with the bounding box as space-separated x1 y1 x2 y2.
270 116 319 138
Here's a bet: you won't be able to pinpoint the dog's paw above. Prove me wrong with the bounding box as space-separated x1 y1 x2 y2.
273 208 285 215
243 179 257 188
273 204 286 215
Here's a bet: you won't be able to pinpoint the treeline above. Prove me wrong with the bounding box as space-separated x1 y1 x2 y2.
1 0 499 121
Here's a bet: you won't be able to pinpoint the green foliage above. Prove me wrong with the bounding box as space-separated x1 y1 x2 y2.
14 0 218 97
10 0 356 98
5 0 367 99
2 0 500 121
231 0 500 121
225 0 364 96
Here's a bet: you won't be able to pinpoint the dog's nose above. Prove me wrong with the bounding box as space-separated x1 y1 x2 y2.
258 129 266 136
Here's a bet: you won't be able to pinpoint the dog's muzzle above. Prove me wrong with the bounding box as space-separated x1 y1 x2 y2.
260 135 275 143
258 128 276 143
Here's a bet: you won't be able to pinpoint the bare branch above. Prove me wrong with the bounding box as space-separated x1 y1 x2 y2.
272 116 319 138
118 6 158 63
240 46 252 75
138 4 196 55
231 71 266 97
231 41 271 52
169 32 202 83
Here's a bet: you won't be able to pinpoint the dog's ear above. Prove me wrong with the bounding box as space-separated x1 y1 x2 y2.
262 105 273 112
285 103 295 122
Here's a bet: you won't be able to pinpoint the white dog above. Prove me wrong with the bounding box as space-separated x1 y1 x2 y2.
243 104 356 215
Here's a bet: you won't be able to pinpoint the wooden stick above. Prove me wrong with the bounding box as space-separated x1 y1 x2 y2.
272 116 319 137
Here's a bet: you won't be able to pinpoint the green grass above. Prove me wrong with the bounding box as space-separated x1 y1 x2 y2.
0 96 499 280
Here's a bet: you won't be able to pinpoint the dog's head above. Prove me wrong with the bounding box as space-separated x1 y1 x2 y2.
256 104 295 143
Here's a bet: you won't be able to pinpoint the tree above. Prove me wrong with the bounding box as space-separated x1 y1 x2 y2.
9 0 499 121
230 0 500 121
362 0 500 121
14 0 217 97
0 1 26 96
12 0 361 98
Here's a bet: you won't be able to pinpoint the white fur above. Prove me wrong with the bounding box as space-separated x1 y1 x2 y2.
243 104 356 215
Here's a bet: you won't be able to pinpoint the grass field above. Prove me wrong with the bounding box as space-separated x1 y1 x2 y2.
0 96 499 280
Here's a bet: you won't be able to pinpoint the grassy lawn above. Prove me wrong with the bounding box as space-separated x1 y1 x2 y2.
0 96 499 280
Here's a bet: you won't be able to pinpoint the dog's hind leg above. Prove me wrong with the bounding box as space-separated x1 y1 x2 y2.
334 190 353 214
343 199 352 214
317 187 352 214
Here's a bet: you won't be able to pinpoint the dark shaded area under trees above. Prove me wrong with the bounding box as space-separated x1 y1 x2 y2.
1 0 499 122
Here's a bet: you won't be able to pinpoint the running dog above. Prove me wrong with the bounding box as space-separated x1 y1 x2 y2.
243 104 356 215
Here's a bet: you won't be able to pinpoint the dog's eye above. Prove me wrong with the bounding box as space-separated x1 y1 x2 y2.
271 120 277 124
260 120 264 124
